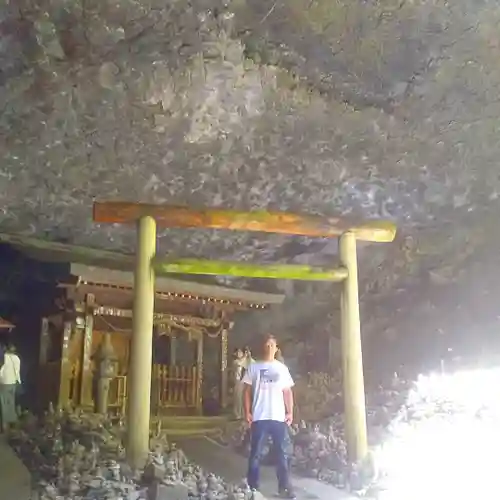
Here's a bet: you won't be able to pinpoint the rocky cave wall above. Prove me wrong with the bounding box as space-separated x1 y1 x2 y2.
2 0 500 378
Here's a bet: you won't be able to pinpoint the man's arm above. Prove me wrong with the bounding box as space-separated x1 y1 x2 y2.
282 367 295 424
243 383 253 419
283 387 294 415
14 356 21 383
241 364 254 423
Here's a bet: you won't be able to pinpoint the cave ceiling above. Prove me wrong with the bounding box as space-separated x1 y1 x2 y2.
1 0 500 341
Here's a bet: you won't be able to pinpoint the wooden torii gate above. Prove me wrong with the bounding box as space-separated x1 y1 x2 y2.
93 202 396 469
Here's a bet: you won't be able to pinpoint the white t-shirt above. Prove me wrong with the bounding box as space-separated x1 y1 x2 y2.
0 353 21 385
242 360 294 422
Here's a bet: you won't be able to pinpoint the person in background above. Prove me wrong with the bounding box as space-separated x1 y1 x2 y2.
243 346 254 368
0 343 21 432
232 348 247 420
275 346 285 363
242 334 296 499
240 346 254 395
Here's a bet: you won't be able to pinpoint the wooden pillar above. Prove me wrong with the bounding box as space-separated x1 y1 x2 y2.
170 336 177 365
126 215 157 469
58 320 72 409
196 334 204 414
39 317 50 410
39 317 49 365
80 293 95 406
220 326 229 410
339 231 368 464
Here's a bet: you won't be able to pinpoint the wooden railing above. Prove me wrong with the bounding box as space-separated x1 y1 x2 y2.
152 364 198 412
109 375 128 416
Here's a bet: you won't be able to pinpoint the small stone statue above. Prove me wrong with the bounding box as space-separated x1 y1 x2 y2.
95 334 117 414
232 348 246 420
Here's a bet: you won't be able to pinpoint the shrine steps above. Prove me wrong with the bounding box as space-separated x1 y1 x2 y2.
155 415 229 437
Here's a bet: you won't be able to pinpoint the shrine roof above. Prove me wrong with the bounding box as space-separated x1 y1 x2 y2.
69 264 284 307
0 232 284 306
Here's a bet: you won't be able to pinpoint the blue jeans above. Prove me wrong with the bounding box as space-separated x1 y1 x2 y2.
247 420 291 491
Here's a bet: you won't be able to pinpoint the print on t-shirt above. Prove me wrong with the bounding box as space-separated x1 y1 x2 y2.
260 368 279 384
242 360 294 422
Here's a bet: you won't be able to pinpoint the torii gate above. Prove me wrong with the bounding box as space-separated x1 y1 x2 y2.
93 202 396 469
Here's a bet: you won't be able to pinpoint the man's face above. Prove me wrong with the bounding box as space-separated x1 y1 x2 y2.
263 337 278 358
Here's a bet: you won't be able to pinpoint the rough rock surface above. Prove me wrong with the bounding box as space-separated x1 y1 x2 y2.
2 0 500 363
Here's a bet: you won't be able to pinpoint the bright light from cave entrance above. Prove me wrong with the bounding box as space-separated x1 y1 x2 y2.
372 367 500 500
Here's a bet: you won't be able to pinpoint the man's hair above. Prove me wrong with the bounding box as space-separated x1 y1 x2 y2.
261 333 276 343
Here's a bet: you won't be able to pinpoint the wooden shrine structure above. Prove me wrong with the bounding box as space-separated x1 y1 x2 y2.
92 202 396 469
36 263 283 416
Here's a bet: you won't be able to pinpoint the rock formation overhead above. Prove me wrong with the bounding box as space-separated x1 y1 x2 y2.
2 0 500 366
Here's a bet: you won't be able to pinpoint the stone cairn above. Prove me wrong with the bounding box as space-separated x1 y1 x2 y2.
10 404 254 500
9 374 410 498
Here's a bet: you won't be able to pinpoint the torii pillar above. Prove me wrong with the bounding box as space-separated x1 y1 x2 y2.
126 215 157 468
339 232 368 463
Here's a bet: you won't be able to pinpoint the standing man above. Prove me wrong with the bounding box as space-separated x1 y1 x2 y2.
0 343 21 432
242 334 296 499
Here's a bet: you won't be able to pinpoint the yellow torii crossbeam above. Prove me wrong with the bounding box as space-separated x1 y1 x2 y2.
152 258 348 282
92 201 396 468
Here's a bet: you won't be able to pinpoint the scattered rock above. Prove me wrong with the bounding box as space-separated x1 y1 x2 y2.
98 62 121 90
10 409 255 500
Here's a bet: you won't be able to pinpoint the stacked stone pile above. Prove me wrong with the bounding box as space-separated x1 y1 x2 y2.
8 374 412 497
10 405 254 500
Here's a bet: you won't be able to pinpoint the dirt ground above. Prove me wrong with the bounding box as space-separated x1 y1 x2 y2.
0 436 31 500
175 435 356 500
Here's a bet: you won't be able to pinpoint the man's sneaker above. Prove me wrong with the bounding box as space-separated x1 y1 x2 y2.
250 488 263 500
278 487 297 499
